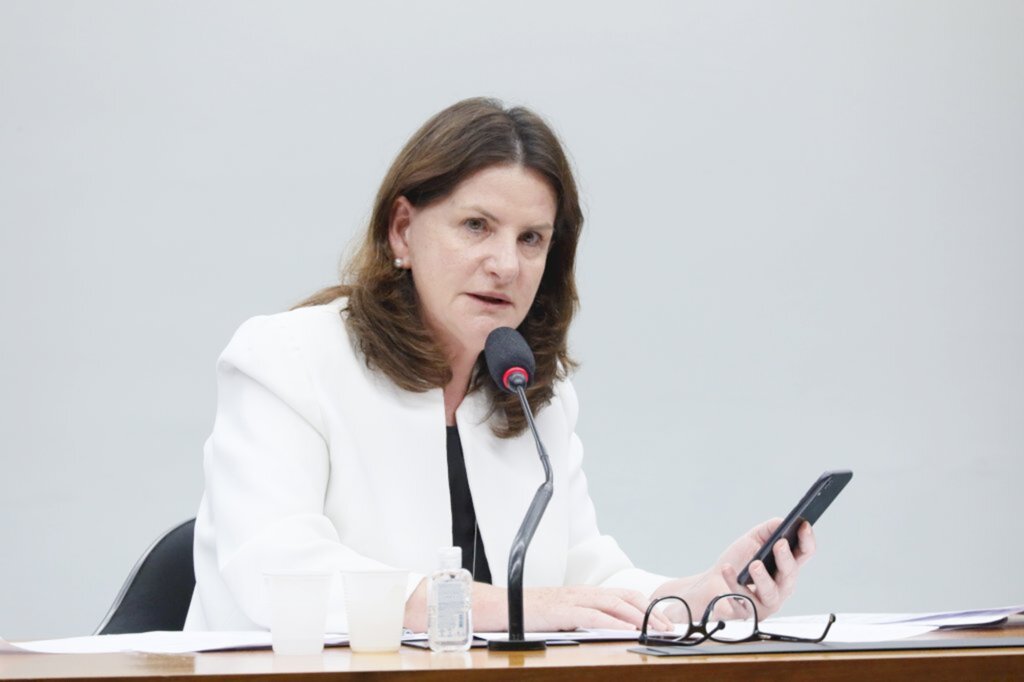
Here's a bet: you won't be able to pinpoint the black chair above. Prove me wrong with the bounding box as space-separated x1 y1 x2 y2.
95 519 196 635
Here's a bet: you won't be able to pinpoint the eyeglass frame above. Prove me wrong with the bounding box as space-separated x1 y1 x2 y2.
638 593 836 647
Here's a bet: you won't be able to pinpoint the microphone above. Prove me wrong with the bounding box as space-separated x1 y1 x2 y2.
483 327 552 652
484 327 536 392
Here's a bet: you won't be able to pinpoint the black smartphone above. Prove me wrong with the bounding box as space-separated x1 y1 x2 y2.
737 469 853 586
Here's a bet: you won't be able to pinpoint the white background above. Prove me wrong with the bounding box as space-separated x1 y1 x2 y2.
1 1 1021 639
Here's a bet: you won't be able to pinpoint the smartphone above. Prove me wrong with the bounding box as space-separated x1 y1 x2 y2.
737 469 853 586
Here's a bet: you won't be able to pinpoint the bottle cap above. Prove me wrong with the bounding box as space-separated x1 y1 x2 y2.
438 546 462 570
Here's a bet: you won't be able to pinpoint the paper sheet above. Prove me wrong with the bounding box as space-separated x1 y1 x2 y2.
478 619 937 644
473 631 623 643
0 631 348 655
770 604 1024 629
580 621 936 644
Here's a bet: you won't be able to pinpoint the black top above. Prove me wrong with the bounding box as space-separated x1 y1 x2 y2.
446 425 492 583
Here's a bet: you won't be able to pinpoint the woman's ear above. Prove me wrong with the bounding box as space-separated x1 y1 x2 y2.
388 196 414 262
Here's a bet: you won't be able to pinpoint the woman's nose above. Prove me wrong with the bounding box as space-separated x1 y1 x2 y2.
485 236 520 282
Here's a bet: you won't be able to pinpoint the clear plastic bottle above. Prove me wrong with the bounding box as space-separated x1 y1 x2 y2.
427 546 473 652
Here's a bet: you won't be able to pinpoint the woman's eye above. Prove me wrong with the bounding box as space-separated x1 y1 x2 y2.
520 231 544 246
464 217 486 232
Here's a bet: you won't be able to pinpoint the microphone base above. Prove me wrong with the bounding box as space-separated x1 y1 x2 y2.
487 638 548 652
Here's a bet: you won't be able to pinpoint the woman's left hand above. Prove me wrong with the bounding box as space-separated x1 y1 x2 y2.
654 518 816 622
714 518 815 618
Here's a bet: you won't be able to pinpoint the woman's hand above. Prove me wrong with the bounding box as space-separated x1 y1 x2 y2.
405 580 673 632
716 518 815 618
653 519 816 622
518 586 674 632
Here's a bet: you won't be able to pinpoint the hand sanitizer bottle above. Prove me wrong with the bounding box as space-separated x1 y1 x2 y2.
427 546 473 652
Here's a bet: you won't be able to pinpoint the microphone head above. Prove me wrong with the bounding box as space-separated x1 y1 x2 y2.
484 327 536 393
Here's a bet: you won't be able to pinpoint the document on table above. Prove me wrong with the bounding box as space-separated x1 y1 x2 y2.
573 622 936 643
580 603 1024 644
0 631 349 655
811 604 1024 628
478 620 937 644
722 604 1024 643
472 631 624 643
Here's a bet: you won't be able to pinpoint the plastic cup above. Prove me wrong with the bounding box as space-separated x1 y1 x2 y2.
264 571 333 655
342 570 409 653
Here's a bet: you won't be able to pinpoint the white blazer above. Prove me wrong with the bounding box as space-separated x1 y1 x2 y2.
185 298 666 632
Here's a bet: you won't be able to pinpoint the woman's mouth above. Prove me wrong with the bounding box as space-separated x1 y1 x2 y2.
468 292 512 306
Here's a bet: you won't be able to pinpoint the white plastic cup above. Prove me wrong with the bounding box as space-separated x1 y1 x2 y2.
264 571 333 655
342 570 409 653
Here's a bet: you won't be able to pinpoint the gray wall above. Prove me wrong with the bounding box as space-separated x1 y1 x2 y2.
2 1 1021 640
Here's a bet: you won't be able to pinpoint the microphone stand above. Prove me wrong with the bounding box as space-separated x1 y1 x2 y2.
487 382 553 652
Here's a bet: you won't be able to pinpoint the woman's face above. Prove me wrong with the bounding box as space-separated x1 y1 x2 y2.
388 164 557 364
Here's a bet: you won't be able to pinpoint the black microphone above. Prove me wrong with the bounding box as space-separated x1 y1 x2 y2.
483 327 552 652
484 327 536 392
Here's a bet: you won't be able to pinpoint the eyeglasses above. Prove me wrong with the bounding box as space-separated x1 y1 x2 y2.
639 594 836 647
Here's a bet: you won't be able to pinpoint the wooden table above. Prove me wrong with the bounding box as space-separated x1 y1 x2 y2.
3 618 1023 681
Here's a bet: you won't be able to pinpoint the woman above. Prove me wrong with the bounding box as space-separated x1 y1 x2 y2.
184 98 814 634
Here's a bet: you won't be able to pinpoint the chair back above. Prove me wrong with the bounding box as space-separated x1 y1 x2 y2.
95 518 196 635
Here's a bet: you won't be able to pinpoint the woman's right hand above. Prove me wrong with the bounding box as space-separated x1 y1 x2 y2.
407 580 672 633
473 584 672 632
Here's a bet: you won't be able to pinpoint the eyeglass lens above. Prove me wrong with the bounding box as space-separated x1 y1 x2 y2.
704 594 757 642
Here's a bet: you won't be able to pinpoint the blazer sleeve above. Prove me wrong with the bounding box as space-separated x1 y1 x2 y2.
557 379 670 597
199 314 424 631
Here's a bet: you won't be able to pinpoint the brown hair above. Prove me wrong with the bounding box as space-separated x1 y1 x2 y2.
297 97 582 438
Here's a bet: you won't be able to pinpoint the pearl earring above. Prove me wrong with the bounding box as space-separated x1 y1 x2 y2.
394 257 405 268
